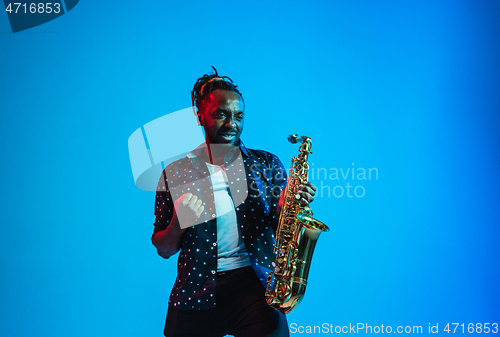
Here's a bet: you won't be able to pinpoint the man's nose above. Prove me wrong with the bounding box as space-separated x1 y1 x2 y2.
225 117 237 129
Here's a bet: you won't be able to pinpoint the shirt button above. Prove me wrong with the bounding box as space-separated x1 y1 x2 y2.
212 242 217 246
211 270 216 274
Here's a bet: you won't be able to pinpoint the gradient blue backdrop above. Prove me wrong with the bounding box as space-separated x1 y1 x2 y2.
1 1 499 336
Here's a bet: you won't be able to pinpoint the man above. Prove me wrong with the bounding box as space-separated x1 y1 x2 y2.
152 68 316 337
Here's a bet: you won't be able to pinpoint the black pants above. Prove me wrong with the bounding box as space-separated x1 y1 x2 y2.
164 266 289 337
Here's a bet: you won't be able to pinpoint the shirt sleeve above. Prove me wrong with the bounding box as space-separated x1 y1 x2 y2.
152 170 175 241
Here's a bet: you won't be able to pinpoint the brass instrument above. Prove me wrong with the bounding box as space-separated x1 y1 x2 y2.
265 134 329 314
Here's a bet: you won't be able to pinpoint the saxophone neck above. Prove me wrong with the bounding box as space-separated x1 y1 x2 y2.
298 137 312 161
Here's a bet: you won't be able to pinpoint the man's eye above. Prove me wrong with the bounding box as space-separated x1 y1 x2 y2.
235 115 244 121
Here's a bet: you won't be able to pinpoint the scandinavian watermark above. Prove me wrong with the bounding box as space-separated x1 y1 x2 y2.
308 163 379 199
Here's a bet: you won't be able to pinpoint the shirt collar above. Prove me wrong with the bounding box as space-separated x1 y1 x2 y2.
239 139 249 157
187 139 249 159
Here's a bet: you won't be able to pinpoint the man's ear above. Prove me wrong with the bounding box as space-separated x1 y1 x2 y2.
197 113 203 126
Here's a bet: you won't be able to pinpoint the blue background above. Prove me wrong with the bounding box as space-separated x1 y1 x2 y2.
1 1 499 336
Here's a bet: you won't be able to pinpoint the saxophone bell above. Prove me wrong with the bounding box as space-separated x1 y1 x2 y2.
296 214 329 233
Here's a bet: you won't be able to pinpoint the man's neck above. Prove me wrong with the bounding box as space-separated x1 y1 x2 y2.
205 142 237 165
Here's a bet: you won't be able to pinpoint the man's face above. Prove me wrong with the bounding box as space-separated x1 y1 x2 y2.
199 89 245 146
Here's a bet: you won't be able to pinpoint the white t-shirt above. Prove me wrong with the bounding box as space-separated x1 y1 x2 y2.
206 163 251 272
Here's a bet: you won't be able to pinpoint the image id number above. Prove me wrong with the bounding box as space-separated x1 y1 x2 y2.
6 3 62 14
444 323 498 333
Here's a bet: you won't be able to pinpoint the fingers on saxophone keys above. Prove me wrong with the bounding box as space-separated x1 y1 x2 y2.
298 185 316 198
298 190 314 205
308 182 317 193
299 197 310 207
302 182 317 195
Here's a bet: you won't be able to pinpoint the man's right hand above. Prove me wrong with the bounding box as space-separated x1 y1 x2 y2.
174 193 205 229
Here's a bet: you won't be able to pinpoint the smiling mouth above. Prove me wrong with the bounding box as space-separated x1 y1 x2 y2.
220 132 236 137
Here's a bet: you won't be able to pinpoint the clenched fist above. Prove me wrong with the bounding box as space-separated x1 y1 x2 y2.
174 193 205 229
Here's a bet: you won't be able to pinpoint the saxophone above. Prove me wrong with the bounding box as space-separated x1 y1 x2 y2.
265 134 329 314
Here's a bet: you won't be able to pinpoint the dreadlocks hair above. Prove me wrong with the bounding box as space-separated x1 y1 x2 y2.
191 66 244 115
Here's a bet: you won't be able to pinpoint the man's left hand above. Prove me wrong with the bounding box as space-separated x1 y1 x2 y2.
298 181 317 207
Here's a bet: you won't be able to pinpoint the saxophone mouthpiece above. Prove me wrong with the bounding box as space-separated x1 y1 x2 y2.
288 134 299 144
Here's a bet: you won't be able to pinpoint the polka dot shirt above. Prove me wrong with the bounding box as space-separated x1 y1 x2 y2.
152 140 287 310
